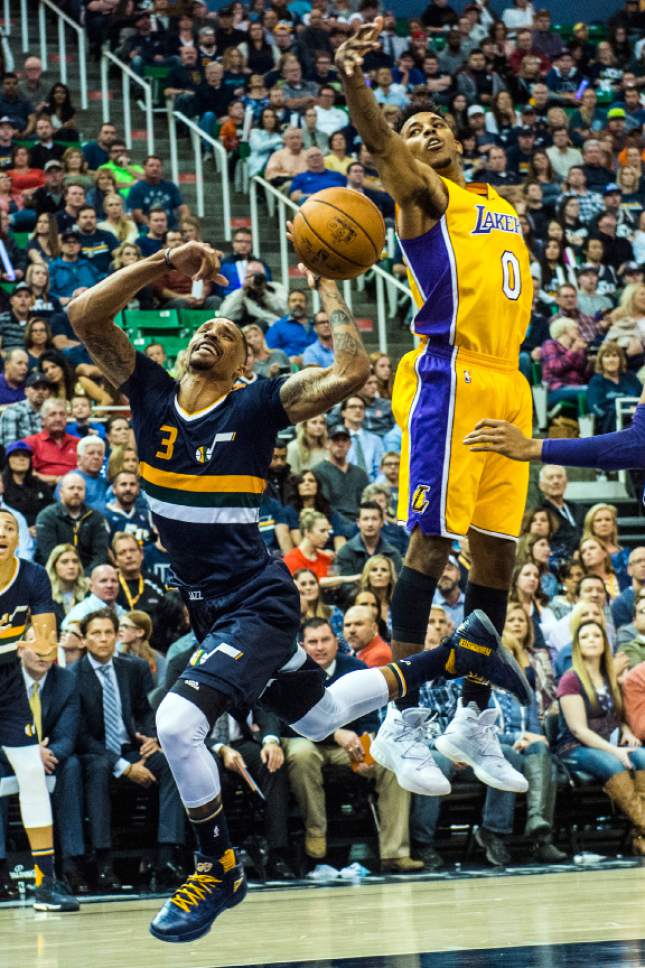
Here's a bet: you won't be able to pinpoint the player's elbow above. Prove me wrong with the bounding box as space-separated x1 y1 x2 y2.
340 356 371 391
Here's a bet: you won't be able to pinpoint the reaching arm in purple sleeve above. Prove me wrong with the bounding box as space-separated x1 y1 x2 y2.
541 405 645 471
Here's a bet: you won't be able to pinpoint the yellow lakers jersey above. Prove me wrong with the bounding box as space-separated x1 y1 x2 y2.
399 179 533 363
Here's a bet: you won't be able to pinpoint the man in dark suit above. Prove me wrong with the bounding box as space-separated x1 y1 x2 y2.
155 646 296 881
73 609 184 890
283 618 422 873
0 630 86 896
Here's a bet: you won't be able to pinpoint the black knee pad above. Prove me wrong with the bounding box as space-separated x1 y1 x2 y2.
171 679 233 729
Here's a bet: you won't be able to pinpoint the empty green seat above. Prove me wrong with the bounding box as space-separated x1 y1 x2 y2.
124 309 181 332
178 308 217 330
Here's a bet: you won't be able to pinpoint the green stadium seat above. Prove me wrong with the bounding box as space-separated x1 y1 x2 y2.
124 309 181 332
144 65 172 106
178 308 217 330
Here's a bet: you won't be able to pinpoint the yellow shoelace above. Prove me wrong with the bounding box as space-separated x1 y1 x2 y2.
170 873 222 913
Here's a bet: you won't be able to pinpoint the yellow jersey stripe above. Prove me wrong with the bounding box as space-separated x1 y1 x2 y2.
0 623 26 640
139 462 265 494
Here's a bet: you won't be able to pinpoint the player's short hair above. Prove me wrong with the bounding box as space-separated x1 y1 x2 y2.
394 99 453 135
0 508 19 529
80 608 119 636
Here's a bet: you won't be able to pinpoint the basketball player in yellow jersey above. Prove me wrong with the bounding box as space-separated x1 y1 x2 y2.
336 19 533 797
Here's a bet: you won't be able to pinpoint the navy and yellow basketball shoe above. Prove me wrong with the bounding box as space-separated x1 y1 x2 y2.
149 848 247 944
441 610 532 705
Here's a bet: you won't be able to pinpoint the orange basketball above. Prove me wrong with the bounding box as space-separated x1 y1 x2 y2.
291 187 386 280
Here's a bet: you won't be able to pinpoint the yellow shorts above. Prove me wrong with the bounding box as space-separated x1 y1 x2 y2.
393 342 532 541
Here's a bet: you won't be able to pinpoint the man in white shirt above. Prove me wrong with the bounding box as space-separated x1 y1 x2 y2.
546 126 583 180
62 565 125 630
313 86 348 137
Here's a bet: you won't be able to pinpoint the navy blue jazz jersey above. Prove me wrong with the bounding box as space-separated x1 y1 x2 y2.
121 352 292 592
0 559 53 667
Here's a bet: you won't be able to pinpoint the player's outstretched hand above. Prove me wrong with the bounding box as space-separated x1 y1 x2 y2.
335 16 384 76
168 241 228 287
463 419 543 461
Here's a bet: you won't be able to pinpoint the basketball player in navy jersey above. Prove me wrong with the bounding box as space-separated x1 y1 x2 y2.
67 241 530 943
0 509 78 911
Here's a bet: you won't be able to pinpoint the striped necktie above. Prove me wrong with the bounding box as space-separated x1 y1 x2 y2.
29 681 42 743
98 664 123 755
212 713 231 746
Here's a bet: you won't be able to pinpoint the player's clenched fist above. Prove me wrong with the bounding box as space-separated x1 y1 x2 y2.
167 241 228 286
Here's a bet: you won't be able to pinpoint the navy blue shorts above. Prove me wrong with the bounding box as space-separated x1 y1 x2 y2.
177 559 303 709
0 660 38 748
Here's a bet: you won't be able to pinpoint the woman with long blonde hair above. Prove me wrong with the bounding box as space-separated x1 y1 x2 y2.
582 503 629 590
97 192 138 243
286 415 329 474
359 554 397 637
556 619 645 854
45 543 89 627
118 610 167 687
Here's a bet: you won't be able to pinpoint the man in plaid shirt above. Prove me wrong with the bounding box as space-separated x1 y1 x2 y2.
560 166 605 224
0 372 50 447
408 607 525 869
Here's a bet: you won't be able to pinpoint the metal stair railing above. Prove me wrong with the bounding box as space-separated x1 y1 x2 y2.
100 48 154 155
166 103 232 241
25 0 89 110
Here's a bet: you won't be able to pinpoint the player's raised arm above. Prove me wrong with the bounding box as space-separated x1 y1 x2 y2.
279 263 370 423
335 17 448 222
67 242 226 388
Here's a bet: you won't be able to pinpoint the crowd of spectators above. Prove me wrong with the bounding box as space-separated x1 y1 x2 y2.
0 0 644 896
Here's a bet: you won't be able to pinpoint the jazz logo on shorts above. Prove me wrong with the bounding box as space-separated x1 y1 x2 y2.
411 484 431 514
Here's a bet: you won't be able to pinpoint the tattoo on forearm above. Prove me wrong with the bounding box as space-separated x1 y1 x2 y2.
279 286 368 420
83 327 135 387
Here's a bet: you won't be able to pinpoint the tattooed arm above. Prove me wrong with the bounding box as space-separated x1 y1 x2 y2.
67 242 225 387
279 277 370 424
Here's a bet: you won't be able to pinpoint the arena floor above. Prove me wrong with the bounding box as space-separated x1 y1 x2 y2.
1 864 643 967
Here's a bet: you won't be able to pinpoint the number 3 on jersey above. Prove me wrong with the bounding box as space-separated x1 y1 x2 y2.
501 250 521 301
156 424 178 461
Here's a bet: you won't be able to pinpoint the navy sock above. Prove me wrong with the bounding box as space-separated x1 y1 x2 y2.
190 800 232 863
461 583 509 712
33 847 54 886
388 642 454 697
391 566 440 710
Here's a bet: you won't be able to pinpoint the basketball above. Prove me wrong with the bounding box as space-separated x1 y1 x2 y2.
291 187 386 280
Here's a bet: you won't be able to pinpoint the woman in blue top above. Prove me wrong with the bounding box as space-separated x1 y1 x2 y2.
587 342 642 434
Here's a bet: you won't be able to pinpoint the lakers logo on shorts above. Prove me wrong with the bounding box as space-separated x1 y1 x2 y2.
411 483 431 514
